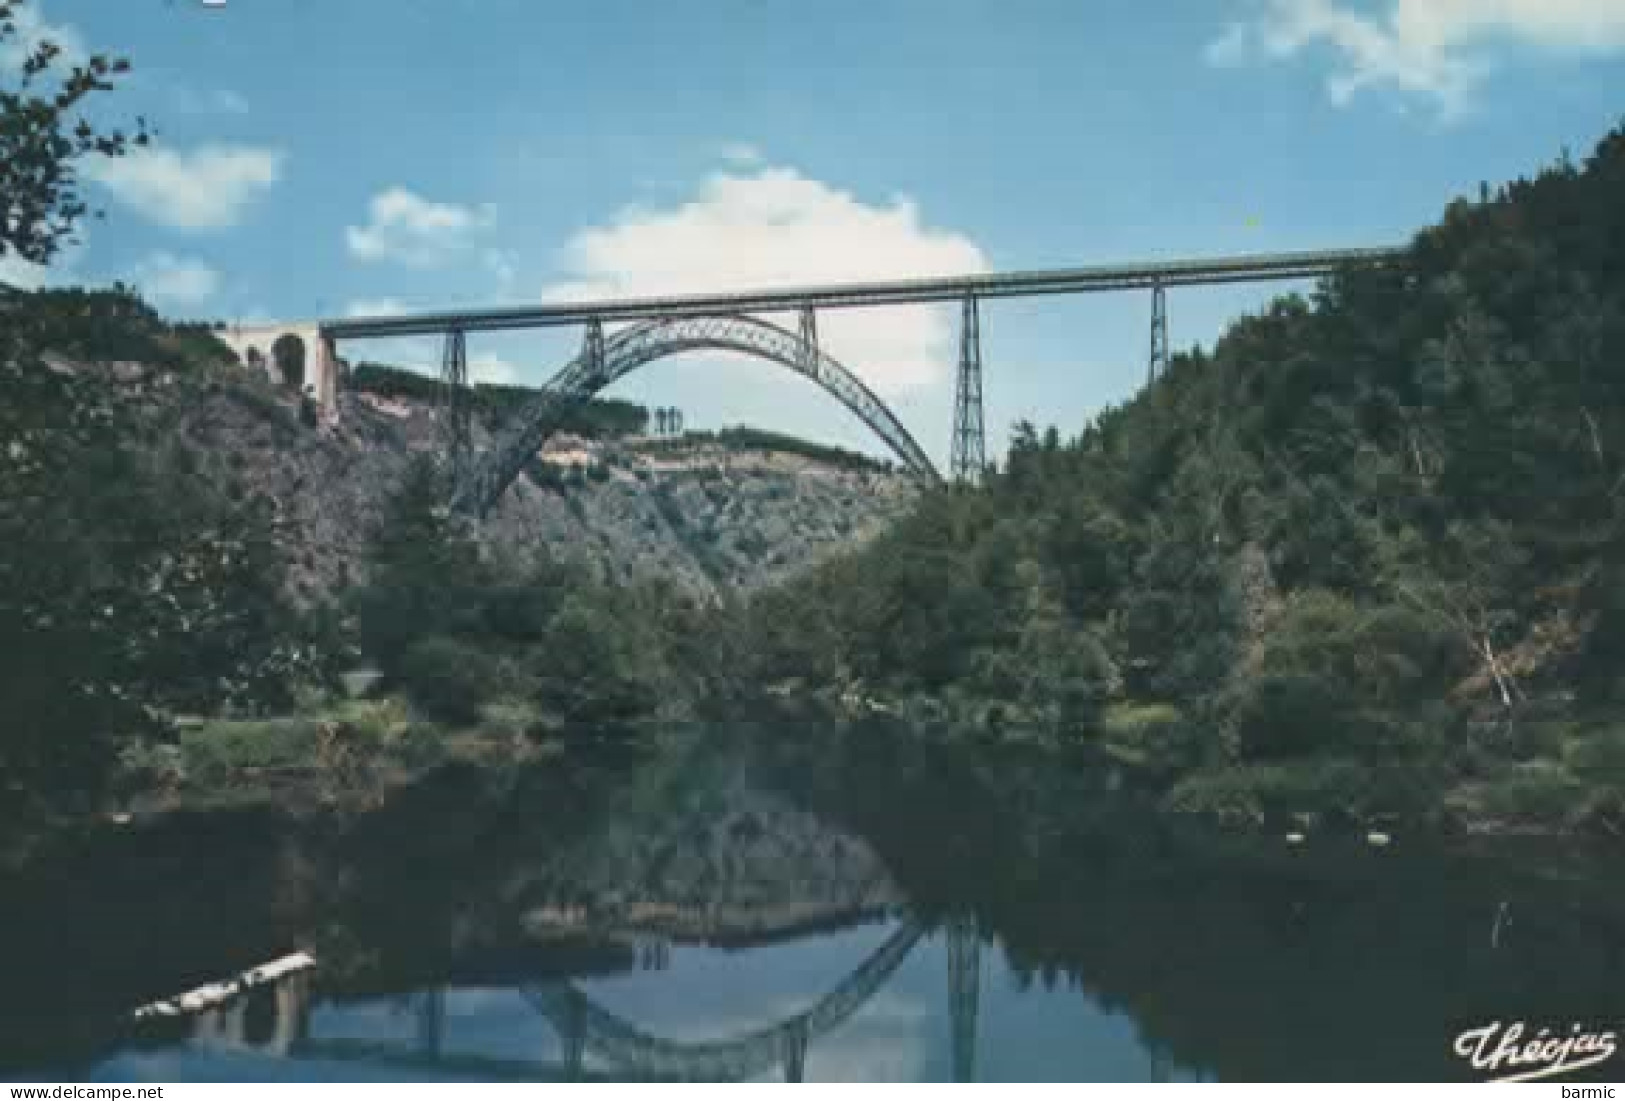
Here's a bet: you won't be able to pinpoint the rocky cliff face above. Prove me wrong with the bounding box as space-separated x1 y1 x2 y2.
109 364 916 604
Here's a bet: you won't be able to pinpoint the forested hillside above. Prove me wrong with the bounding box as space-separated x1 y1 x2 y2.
0 288 905 817
745 126 1625 832
0 291 328 805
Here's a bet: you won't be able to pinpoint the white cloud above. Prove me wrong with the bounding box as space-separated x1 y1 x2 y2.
0 251 51 291
83 143 283 230
720 142 764 167
127 252 220 308
0 231 88 291
233 305 277 326
483 248 520 299
543 162 987 393
470 354 516 385
345 187 496 268
344 297 412 319
0 2 87 74
170 84 250 116
1209 0 1625 117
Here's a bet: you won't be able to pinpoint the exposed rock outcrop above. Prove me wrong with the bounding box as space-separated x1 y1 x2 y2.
112 365 917 604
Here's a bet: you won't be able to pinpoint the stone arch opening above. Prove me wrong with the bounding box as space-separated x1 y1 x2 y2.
241 985 278 1046
271 333 307 390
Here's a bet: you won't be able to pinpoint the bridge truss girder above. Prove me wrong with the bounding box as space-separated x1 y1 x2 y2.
439 328 473 487
950 294 986 486
451 314 943 517
947 914 982 1082
1148 281 1169 384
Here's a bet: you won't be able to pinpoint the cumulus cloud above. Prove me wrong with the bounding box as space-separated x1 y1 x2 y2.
1208 0 1625 117
83 143 283 230
126 251 220 308
543 163 987 393
346 188 496 268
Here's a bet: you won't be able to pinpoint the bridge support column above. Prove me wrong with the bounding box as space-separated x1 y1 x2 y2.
950 294 986 486
416 988 446 1060
316 332 340 417
798 305 819 375
439 328 472 487
1147 1037 1171 1082
1148 281 1169 384
781 1017 809 1083
219 997 248 1047
193 1006 223 1045
561 989 586 1081
583 317 606 382
947 914 981 1083
268 972 311 1056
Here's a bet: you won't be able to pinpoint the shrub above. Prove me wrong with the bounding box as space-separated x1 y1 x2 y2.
479 699 546 741
1229 593 1462 763
1163 759 1386 826
114 740 187 794
1468 761 1591 825
1561 726 1625 788
328 697 414 746
1097 703 1207 774
179 717 320 782
397 635 501 726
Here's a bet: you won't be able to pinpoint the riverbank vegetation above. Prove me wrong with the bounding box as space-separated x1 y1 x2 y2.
4 4 1622 839
741 125 1625 835
348 457 738 734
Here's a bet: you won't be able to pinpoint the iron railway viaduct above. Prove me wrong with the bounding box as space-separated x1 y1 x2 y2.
219 246 1404 517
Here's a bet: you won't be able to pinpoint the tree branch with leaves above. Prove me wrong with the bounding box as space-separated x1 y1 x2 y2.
1 0 147 270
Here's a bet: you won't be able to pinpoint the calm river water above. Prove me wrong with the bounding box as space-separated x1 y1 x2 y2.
4 724 1622 1082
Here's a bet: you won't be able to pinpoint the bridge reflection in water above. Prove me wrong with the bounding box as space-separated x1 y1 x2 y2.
184 918 996 1082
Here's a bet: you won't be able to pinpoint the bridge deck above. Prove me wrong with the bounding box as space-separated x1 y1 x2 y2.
326 246 1405 339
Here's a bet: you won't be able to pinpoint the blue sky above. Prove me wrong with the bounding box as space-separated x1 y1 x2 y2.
6 0 1624 464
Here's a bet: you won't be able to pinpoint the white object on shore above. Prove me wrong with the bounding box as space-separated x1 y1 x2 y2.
1367 831 1392 847
132 951 316 1020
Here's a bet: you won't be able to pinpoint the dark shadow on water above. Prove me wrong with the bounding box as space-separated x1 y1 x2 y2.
4 722 1622 1082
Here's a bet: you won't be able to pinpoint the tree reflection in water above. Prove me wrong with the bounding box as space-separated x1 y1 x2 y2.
4 723 1623 1082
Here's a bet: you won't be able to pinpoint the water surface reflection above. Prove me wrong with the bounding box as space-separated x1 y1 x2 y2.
6 724 1622 1082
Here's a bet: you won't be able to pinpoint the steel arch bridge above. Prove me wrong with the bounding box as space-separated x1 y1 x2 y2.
518 918 930 1081
222 918 984 1081
286 244 1407 502
447 312 942 518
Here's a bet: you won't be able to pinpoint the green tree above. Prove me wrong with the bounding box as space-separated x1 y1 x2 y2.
1 0 147 269
353 458 491 673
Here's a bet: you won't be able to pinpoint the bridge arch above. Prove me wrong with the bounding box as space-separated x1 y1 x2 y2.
271 333 307 390
521 919 926 1081
454 314 943 517
192 917 983 1081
